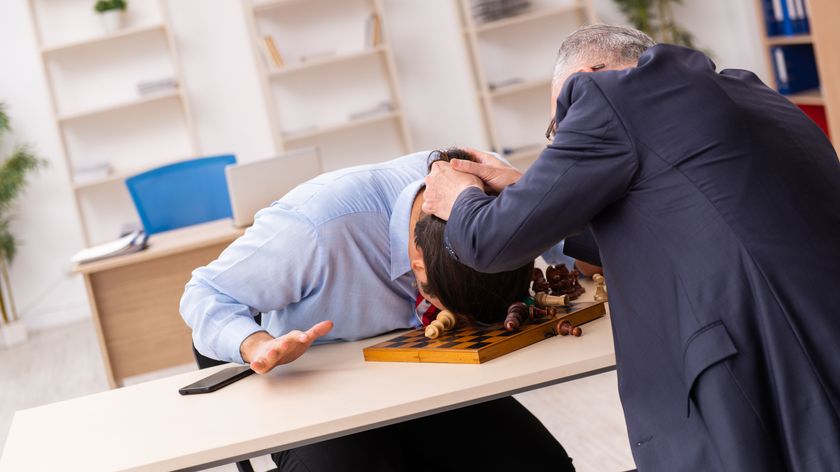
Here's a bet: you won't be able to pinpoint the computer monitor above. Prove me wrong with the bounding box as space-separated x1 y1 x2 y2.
225 148 322 228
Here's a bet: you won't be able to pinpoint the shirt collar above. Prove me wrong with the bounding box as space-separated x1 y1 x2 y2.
389 179 425 281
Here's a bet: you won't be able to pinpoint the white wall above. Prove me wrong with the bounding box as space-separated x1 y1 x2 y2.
0 0 768 330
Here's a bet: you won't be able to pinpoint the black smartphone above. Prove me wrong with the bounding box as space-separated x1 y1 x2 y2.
178 365 255 395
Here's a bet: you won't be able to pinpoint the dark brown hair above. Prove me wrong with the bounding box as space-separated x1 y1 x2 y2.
414 149 534 324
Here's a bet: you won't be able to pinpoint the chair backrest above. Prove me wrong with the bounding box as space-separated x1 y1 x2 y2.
125 155 237 236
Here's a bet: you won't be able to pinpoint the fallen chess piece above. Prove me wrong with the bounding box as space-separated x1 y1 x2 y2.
555 319 582 337
535 292 569 307
504 302 558 331
425 310 456 339
593 274 608 302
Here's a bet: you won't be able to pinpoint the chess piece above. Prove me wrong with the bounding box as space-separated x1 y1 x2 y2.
436 310 456 330
531 268 550 293
535 292 569 307
505 302 529 331
425 321 442 339
555 320 582 337
593 274 608 302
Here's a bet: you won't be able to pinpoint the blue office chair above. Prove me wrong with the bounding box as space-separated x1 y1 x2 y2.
125 154 236 236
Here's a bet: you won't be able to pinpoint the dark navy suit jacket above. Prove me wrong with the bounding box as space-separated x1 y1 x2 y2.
445 45 840 471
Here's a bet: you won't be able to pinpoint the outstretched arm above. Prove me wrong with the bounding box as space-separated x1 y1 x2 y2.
441 75 638 273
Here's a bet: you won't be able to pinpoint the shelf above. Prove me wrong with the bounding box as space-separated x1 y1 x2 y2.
42 24 166 56
473 4 583 34
486 77 552 98
767 34 813 46
268 46 386 77
504 145 543 162
58 90 182 123
282 111 400 142
253 0 307 14
785 89 824 106
72 156 191 190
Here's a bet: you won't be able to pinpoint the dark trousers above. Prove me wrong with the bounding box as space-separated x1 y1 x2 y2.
271 396 575 472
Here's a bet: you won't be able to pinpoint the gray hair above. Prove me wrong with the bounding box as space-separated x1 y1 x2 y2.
552 24 656 88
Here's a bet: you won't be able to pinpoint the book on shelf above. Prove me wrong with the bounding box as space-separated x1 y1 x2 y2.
760 0 810 36
136 77 178 96
364 13 382 48
771 44 819 95
348 101 393 121
798 105 829 139
488 77 525 91
71 229 148 265
263 36 285 69
471 0 531 24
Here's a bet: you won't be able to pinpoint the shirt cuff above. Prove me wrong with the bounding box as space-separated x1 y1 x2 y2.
218 316 264 364
443 187 485 264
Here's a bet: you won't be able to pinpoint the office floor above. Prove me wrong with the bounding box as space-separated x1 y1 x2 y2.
0 320 635 471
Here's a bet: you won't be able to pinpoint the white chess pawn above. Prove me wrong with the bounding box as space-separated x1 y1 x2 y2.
593 274 608 302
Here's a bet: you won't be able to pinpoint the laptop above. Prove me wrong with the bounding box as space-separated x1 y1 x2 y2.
225 147 322 227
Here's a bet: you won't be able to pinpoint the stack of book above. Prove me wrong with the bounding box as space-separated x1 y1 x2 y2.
71 230 148 265
760 0 810 36
136 77 178 96
472 0 531 24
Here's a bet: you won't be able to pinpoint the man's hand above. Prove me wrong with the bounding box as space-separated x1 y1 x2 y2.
422 161 484 221
240 320 333 374
450 148 523 194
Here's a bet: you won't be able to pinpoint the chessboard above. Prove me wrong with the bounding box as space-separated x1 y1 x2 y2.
363 301 607 364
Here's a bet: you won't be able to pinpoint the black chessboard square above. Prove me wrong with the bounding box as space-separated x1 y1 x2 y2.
466 342 491 349
437 342 461 349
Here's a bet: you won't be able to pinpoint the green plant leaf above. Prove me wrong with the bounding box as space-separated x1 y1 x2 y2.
0 103 9 136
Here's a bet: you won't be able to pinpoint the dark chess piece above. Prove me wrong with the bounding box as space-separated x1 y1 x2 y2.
545 264 586 300
555 320 582 337
531 268 550 293
505 302 529 331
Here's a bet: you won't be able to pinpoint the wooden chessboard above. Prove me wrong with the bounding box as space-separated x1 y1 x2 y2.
363 301 607 364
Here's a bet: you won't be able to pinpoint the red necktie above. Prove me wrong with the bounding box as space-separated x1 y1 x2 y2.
415 293 440 327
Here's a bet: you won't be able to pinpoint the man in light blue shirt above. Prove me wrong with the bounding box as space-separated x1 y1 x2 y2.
179 149 578 472
180 150 576 372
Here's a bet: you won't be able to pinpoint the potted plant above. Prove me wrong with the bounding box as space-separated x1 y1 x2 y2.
94 0 128 33
612 0 697 48
0 103 46 348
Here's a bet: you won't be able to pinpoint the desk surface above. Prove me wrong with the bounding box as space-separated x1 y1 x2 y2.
73 219 245 274
0 307 615 471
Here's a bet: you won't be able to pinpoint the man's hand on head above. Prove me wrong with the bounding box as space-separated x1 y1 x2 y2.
240 320 333 374
453 148 523 194
422 161 484 221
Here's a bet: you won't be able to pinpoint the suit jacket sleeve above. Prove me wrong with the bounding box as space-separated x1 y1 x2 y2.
444 75 637 272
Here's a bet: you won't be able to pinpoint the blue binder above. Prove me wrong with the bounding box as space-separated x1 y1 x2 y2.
771 45 819 95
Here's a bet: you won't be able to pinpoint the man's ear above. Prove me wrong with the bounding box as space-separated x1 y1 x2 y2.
411 259 425 273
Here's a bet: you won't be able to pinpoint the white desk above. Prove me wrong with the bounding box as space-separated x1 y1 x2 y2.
0 307 615 471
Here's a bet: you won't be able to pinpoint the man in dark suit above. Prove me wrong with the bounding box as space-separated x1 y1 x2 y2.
423 24 840 471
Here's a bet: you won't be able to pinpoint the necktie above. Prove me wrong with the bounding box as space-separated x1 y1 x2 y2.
415 293 439 327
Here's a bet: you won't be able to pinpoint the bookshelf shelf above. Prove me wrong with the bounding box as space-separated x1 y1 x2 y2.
41 23 166 55
505 145 543 167
282 110 400 142
766 34 812 46
245 0 412 170
473 4 583 34
28 0 199 245
785 88 824 106
58 90 181 122
252 0 305 14
459 0 594 170
487 77 552 99
268 46 386 77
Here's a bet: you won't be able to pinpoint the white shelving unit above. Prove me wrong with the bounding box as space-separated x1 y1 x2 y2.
244 0 412 171
459 0 595 170
27 0 199 245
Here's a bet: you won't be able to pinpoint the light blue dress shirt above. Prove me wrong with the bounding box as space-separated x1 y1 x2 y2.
180 152 430 363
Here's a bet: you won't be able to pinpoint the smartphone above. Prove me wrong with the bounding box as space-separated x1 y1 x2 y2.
178 365 255 395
